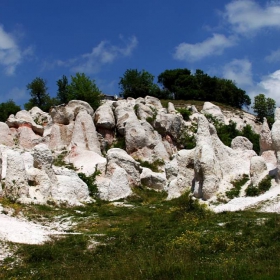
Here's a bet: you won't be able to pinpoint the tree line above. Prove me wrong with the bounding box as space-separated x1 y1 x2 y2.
0 69 276 123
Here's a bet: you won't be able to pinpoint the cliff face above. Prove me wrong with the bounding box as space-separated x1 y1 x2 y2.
0 96 278 209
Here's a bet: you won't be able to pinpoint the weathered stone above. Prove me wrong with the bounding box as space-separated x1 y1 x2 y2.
4 150 29 200
231 136 253 151
140 168 167 191
201 102 225 123
250 156 267 186
0 122 14 146
260 118 273 154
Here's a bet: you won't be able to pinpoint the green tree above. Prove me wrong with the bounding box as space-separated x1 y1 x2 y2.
56 75 69 104
67 73 102 110
119 69 160 98
0 100 21 122
25 77 54 112
157 68 251 108
252 94 276 123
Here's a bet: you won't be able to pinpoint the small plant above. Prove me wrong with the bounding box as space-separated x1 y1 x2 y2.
226 174 249 199
78 169 101 198
245 175 273 197
177 108 191 121
112 136 126 150
137 158 164 172
146 107 157 125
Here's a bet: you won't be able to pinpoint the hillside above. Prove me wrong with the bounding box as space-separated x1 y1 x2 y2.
1 96 280 278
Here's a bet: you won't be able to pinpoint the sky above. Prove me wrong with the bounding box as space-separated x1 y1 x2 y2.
1 0 280 109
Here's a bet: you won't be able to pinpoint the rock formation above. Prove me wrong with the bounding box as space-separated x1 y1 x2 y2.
1 96 279 208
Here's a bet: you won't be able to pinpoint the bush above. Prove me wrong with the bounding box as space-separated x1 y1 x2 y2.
177 108 191 121
226 174 249 199
78 169 101 198
245 175 273 197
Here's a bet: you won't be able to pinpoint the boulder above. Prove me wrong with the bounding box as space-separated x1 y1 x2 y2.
165 149 195 199
145 96 163 110
231 136 253 151
4 150 29 200
106 148 141 186
52 167 91 205
48 123 74 150
250 156 267 186
167 102 176 114
29 107 51 126
0 122 14 146
66 146 106 176
7 110 44 136
96 166 132 201
71 110 101 155
140 168 167 191
201 102 225 123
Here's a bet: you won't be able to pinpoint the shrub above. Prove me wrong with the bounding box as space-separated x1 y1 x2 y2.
245 175 273 197
226 174 250 199
137 159 164 173
78 169 101 198
177 108 191 121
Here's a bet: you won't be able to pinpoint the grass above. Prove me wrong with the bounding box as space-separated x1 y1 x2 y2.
245 175 273 197
136 158 164 173
2 191 280 279
226 174 250 199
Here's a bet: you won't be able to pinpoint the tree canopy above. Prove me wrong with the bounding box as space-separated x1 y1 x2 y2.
157 68 251 109
0 100 21 122
67 73 102 110
24 77 55 112
252 93 276 125
56 75 69 104
119 69 162 99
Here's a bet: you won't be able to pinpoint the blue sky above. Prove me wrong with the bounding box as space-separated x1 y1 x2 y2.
1 0 280 108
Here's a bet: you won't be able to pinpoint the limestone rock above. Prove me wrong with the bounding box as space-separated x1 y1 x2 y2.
71 110 101 155
106 148 141 186
260 118 272 154
52 167 91 205
154 111 184 140
145 96 163 110
167 102 176 114
66 146 106 176
7 110 44 136
113 99 137 136
250 156 267 186
4 150 29 200
29 107 51 126
0 122 14 146
140 168 167 191
165 149 195 199
201 102 225 123
231 136 253 151
96 166 132 201
94 102 115 129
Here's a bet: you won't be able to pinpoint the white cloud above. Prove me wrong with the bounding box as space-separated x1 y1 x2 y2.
173 33 236 62
47 36 138 74
256 70 280 105
223 59 253 87
224 0 280 34
0 25 32 75
265 48 280 62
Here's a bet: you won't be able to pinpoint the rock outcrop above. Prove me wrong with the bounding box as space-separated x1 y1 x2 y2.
0 96 279 207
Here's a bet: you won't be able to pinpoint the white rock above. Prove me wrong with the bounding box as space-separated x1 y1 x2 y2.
140 168 167 191
201 102 225 123
250 156 267 186
4 150 29 200
260 118 272 154
52 167 91 205
71 110 101 155
97 166 132 201
231 136 253 151
0 122 14 146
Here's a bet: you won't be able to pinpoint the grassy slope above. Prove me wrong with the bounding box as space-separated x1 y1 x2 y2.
1 191 280 280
